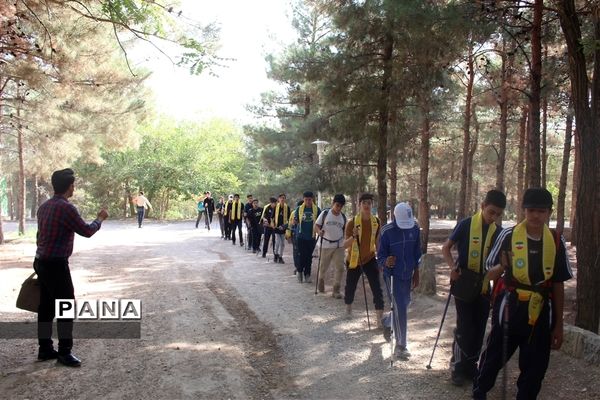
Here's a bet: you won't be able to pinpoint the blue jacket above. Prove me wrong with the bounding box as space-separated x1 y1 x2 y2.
377 222 422 280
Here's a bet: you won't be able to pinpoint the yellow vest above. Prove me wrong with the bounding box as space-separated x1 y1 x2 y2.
230 200 243 221
348 214 378 269
510 221 556 325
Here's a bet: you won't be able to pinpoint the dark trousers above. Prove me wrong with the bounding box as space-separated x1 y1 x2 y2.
218 214 225 237
195 210 204 228
246 222 253 249
473 292 552 400
292 235 300 269
34 258 75 355
251 225 262 251
231 220 243 244
451 295 490 379
344 257 384 310
262 228 274 257
136 206 145 227
297 238 316 277
224 218 231 239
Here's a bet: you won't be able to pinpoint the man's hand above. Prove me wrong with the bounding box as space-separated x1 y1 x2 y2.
551 325 564 350
450 268 460 282
412 269 420 289
97 209 109 221
385 255 396 268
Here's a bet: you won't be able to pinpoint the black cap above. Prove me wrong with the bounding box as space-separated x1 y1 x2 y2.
333 194 346 205
303 191 314 198
269 197 277 203
522 188 553 209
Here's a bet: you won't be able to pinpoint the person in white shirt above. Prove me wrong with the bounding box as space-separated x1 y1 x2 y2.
314 194 347 298
132 191 152 228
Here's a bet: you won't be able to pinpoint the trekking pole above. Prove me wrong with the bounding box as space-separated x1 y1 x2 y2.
355 231 371 331
500 250 511 400
314 234 324 295
426 290 452 370
387 275 396 367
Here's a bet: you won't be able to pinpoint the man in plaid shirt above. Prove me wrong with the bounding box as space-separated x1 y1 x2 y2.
35 168 108 367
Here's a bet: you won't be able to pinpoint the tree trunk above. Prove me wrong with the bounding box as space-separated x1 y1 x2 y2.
389 153 397 209
496 40 510 193
556 109 573 234
458 49 475 221
570 129 579 245
466 104 479 213
17 101 26 236
376 32 394 224
30 175 39 218
418 102 431 255
7 175 14 221
517 106 528 222
541 96 548 188
527 0 543 188
557 0 600 333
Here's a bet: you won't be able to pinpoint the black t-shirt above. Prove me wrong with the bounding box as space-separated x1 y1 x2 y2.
449 216 501 273
247 207 263 226
487 227 572 284
203 197 215 213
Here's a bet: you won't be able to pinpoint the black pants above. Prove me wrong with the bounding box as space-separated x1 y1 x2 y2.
136 206 145 227
34 258 75 355
292 235 300 269
224 218 231 239
344 257 384 310
251 225 262 251
297 238 316 277
246 222 253 249
231 220 243 244
218 214 225 237
195 211 204 228
262 228 274 257
473 292 552 400
451 295 490 378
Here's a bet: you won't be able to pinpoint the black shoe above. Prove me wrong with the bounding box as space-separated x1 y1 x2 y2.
278 257 285 264
262 254 266 258
383 325 392 342
57 353 82 367
451 370 465 386
273 255 279 263
37 348 58 361
240 242 244 247
232 241 236 245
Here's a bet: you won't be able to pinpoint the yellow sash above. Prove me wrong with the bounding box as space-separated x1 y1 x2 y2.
348 214 378 269
468 212 497 294
230 200 242 221
275 203 289 227
285 213 295 239
223 201 231 216
511 221 556 325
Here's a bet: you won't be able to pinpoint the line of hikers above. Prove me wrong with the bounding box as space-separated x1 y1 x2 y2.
195 187 571 400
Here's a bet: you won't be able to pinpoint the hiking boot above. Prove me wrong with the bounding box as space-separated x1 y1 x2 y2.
297 273 303 283
451 370 465 387
304 275 312 284
332 285 342 299
318 279 325 293
394 346 411 360
383 325 392 342
376 310 384 329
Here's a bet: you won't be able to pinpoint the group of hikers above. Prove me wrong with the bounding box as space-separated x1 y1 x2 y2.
195 187 572 399
32 167 572 399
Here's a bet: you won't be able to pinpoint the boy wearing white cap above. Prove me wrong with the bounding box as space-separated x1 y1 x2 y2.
377 202 422 360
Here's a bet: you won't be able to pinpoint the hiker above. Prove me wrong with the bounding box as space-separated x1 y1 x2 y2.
314 194 347 298
216 196 225 238
203 191 215 230
286 200 304 275
244 194 254 250
195 193 206 229
229 194 244 246
260 197 277 259
342 193 384 320
273 193 290 263
132 191 152 228
289 191 320 283
35 168 108 367
378 202 421 360
442 189 506 386
247 199 263 253
472 188 572 400
223 195 233 240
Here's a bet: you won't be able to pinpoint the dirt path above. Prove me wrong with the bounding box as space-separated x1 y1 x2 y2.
0 220 598 399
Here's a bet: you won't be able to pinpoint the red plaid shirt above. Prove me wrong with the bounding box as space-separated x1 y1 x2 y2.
36 195 102 259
